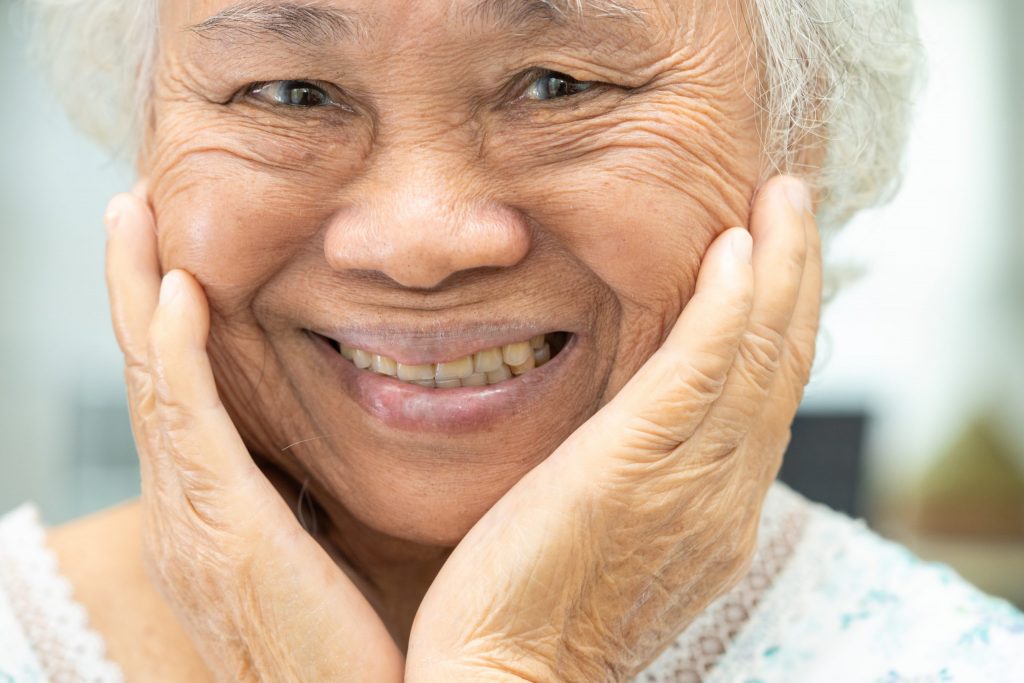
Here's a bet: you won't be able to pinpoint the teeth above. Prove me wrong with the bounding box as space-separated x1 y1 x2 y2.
435 356 474 381
473 347 504 374
334 334 560 388
510 355 535 376
461 372 487 387
372 354 397 376
397 362 435 381
533 343 551 367
486 365 513 384
502 341 531 366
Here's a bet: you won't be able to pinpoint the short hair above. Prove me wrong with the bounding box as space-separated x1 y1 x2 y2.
21 0 922 231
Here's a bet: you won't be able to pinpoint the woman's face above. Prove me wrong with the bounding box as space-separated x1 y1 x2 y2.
146 0 763 547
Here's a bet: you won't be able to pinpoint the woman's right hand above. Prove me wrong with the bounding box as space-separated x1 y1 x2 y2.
103 184 404 683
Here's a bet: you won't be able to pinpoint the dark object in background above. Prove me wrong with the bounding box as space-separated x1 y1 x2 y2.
63 396 871 524
779 412 867 518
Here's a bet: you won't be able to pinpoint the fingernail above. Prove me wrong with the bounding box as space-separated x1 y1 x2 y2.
731 229 752 263
785 178 812 214
159 271 183 306
103 197 124 235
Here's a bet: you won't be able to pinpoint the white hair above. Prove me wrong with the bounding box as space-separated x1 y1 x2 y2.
20 0 922 230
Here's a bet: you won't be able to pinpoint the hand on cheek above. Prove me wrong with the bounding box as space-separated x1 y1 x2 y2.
405 175 822 683
104 184 404 683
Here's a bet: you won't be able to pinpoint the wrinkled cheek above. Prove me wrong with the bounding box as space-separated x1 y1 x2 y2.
495 108 761 313
561 172 711 303
517 153 740 324
152 155 329 316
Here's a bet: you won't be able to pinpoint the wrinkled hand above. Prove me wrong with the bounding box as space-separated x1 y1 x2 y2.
406 176 821 682
103 186 404 683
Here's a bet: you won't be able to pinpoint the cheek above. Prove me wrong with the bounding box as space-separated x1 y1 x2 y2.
146 113 364 315
494 93 762 334
153 171 310 317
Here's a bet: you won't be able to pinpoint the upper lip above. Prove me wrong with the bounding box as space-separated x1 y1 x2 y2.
309 320 570 365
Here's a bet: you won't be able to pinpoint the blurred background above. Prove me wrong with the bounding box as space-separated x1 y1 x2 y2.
1 0 1021 608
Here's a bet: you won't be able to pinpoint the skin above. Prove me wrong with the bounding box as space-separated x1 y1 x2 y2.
146 0 760 621
54 0 823 680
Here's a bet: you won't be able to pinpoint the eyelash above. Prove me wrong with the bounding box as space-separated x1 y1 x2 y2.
519 69 597 102
244 80 347 109
240 69 601 110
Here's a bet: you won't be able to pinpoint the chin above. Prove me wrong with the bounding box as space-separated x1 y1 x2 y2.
216 321 616 549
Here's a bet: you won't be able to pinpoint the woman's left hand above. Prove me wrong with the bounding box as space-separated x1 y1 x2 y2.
405 175 822 682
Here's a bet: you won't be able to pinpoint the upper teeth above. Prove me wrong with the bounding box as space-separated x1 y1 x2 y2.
339 335 552 388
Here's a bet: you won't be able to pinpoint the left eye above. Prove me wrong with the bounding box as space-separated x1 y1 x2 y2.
247 80 336 107
522 70 595 101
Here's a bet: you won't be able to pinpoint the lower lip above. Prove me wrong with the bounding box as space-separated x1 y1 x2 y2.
308 332 579 434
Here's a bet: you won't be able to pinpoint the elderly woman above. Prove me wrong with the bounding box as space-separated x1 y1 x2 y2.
1 0 1022 680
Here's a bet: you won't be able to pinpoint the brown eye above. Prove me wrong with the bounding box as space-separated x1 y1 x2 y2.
247 80 334 107
523 70 594 101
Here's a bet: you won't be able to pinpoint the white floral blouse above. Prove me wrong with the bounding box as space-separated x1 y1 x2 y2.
1 483 1022 682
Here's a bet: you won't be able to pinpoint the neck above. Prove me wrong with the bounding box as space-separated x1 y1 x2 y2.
258 456 452 651
318 500 452 652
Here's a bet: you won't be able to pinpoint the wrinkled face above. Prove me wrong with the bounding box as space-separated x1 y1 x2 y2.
147 0 763 546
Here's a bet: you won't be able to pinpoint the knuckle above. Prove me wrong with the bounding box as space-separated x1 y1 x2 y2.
737 322 784 392
675 350 731 403
123 361 150 387
785 331 818 386
177 466 233 523
150 359 179 408
621 414 695 455
696 434 742 465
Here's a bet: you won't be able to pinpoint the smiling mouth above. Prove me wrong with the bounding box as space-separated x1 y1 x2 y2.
317 332 571 388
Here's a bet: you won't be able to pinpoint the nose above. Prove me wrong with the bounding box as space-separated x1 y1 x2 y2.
324 162 531 290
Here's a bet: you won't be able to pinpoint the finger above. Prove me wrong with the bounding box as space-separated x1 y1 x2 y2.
690 176 811 451
104 186 165 490
591 226 755 455
743 203 824 486
104 189 160 370
736 176 809 394
779 189 823 401
147 269 263 520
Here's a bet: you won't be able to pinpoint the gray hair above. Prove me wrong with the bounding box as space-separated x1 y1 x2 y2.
21 0 922 231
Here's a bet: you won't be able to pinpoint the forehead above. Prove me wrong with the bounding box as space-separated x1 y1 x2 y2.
175 0 673 43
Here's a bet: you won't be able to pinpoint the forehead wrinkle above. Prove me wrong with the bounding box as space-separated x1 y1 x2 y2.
186 0 652 50
457 0 650 27
187 1 368 46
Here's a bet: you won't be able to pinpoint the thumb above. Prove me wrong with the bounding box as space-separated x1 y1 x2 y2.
561 227 753 464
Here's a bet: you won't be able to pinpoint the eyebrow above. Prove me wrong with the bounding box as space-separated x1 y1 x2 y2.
188 3 361 44
461 0 649 26
188 0 650 47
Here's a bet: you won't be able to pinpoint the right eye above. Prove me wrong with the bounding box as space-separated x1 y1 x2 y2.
521 70 596 102
245 80 338 108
